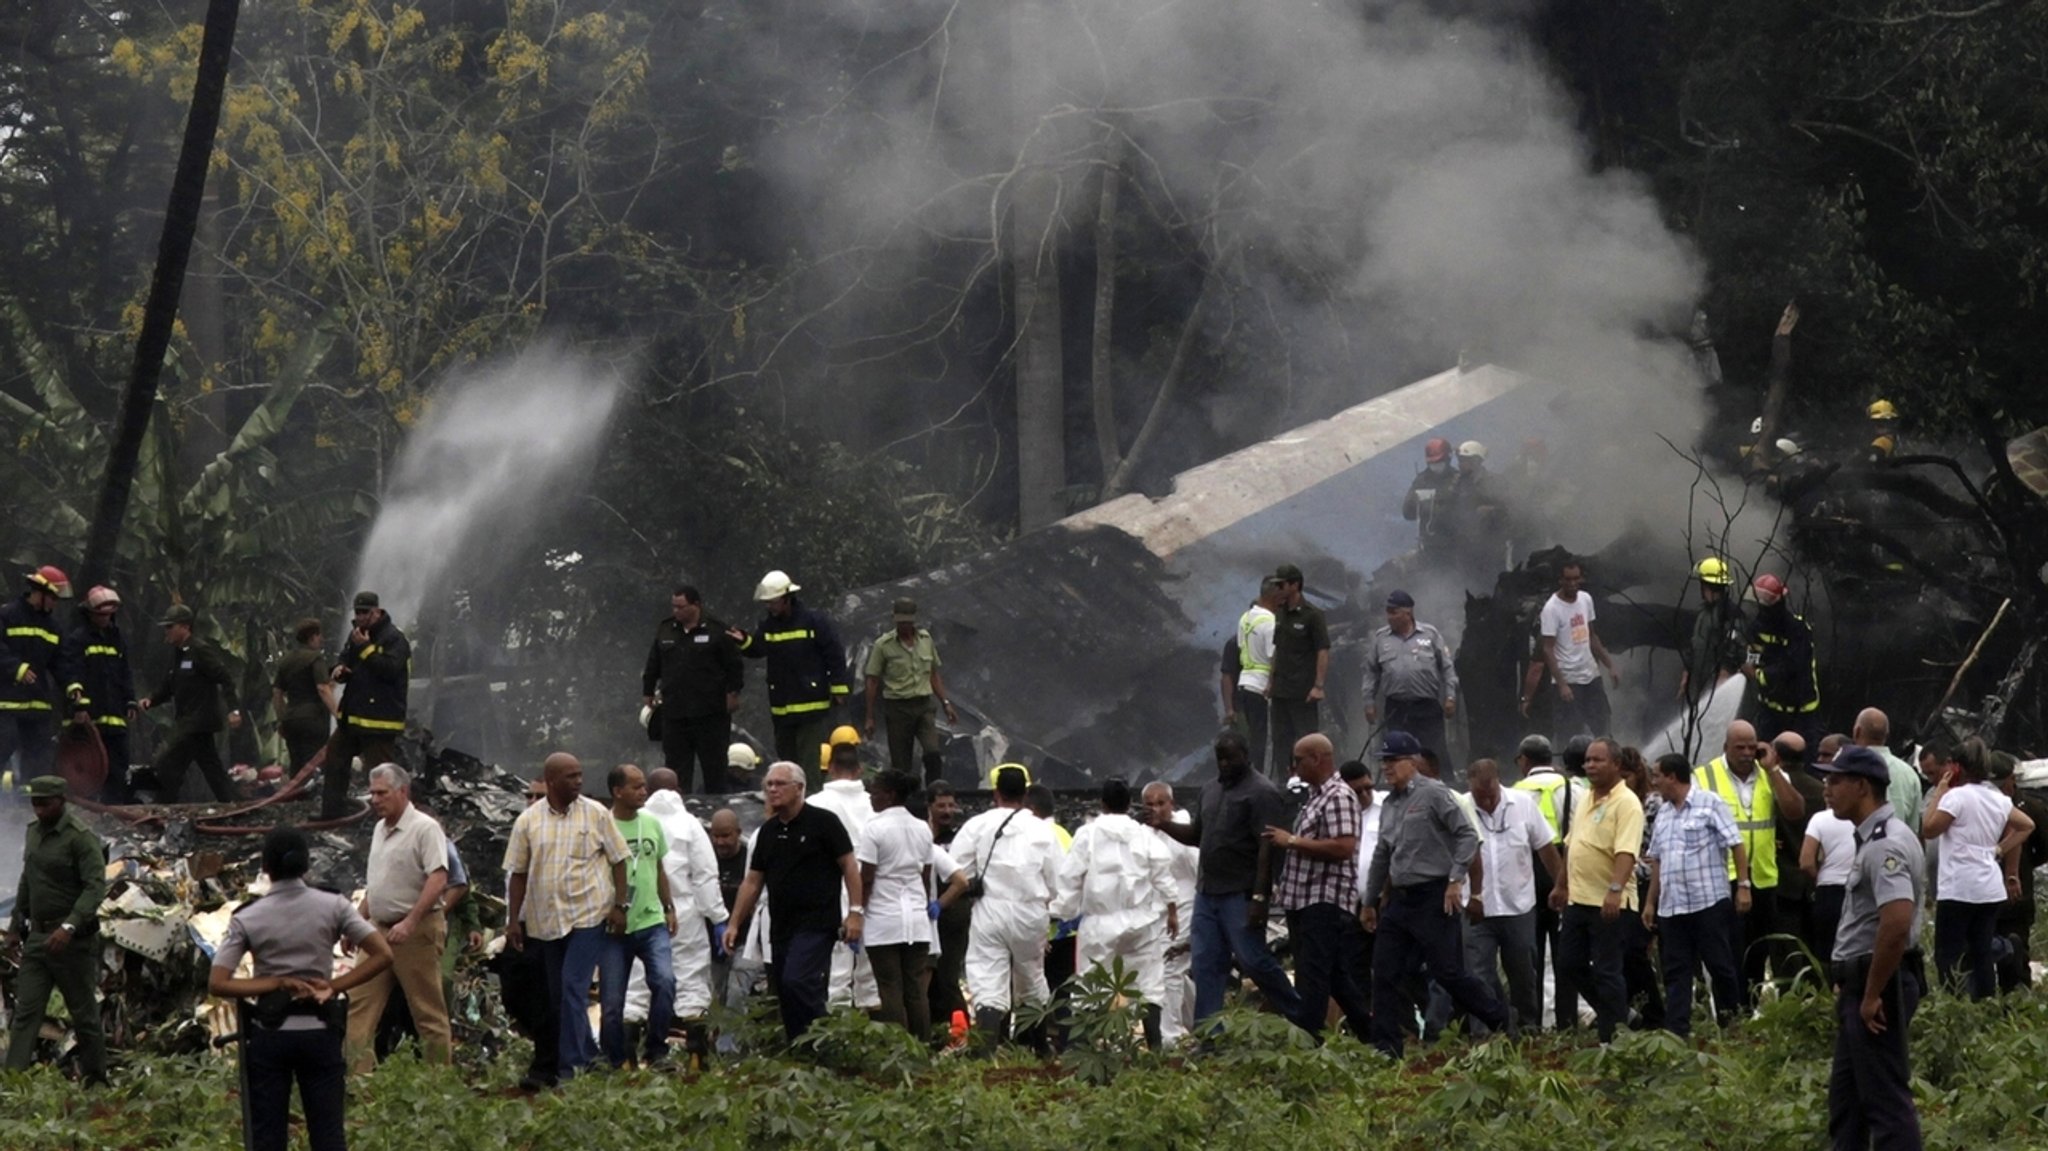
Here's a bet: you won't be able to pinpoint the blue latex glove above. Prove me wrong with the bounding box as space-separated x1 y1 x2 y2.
1055 917 1081 939
928 899 943 922
708 921 727 961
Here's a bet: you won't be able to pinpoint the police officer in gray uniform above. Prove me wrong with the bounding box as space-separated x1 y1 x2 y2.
210 827 393 1151
1815 745 1926 1151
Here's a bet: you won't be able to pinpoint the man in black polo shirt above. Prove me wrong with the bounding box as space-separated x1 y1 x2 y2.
722 761 863 1042
1153 730 1300 1027
1268 563 1329 781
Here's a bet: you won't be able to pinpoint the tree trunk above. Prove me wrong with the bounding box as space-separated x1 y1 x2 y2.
79 0 241 586
1011 164 1066 532
1103 268 1214 501
1089 134 1125 488
179 189 231 483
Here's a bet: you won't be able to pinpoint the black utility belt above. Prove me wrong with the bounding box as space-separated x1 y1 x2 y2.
1831 949 1925 988
246 989 350 1033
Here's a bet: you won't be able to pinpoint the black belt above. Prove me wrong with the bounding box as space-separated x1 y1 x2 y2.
1393 877 1450 893
1831 949 1925 988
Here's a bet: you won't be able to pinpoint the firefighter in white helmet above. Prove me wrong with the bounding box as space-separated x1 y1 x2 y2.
729 571 852 791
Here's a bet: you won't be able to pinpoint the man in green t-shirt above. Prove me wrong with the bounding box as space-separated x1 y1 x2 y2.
599 763 678 1067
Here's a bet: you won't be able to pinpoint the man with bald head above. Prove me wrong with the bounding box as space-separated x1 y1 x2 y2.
706 808 757 1049
1696 720 1805 994
1263 734 1371 1039
504 752 632 1080
1853 708 1923 832
1142 781 1200 1044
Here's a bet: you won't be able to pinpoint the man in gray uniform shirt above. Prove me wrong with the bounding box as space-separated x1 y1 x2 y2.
1362 730 1507 1057
1815 745 1926 1151
1360 590 1458 768
212 827 393 1151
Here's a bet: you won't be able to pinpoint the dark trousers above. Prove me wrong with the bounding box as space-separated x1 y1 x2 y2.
1531 854 1577 1029
1267 697 1320 781
496 937 559 1086
279 720 330 775
155 729 235 802
320 724 397 819
1370 881 1506 1056
928 900 972 1024
1829 970 1923 1151
1623 911 1663 1030
95 724 133 805
245 1027 347 1151
1934 900 2000 1000
1191 891 1300 1022
1285 903 1373 1039
1734 883 1780 1000
769 929 835 1042
1657 902 1742 1037
1466 909 1540 1033
1383 696 1447 770
0 710 56 783
661 709 733 793
1557 904 1627 1042
4 930 105 1077
868 942 931 1039
771 712 833 791
1234 689 1270 776
1809 886 1847 968
881 696 945 783
1552 678 1611 744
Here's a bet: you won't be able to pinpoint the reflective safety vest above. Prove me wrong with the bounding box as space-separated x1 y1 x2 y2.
0 595 62 711
1237 606 1273 675
1696 756 1778 888
1515 771 1573 846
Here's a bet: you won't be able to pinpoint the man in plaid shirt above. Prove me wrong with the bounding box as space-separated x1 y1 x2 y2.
1265 733 1372 1039
1641 753 1752 1036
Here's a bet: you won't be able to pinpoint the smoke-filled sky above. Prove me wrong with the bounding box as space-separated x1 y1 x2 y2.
728 0 1711 550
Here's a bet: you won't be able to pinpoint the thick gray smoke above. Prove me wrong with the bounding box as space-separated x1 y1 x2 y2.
744 0 1707 517
352 344 626 626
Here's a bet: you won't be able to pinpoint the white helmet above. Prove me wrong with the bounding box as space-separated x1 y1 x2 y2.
753 570 800 601
727 743 761 770
1456 440 1485 460
1775 437 1801 457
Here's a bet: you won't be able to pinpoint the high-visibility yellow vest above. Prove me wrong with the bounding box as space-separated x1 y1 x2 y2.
1237 607 1273 675
1696 755 1778 888
1515 772 1571 845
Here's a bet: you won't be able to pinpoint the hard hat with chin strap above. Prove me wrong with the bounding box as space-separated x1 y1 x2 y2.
26 565 71 598
1423 437 1450 463
1695 557 1734 586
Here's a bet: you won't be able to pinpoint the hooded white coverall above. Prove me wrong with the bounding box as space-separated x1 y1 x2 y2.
806 778 881 1009
1052 812 1179 1002
624 789 729 1023
949 805 1060 1013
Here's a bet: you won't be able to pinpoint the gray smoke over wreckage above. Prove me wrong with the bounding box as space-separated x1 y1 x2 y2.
352 344 628 629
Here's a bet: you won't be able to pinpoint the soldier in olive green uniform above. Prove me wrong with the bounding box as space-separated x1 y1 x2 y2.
5 775 108 1081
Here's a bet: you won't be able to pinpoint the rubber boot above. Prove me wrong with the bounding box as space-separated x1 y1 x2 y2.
922 750 946 786
1143 1004 1163 1052
622 1021 644 1067
972 1007 1008 1056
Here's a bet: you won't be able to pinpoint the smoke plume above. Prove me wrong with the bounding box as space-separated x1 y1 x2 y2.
352 343 627 627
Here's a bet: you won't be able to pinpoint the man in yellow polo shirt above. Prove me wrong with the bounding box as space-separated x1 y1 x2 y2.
1549 737 1643 1045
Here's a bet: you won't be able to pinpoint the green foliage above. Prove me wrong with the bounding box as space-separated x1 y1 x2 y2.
13 984 2048 1150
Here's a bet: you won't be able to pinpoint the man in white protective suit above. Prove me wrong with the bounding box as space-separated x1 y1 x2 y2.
1054 778 1181 1049
947 764 1061 1051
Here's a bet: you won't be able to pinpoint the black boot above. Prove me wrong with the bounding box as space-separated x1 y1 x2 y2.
922 750 946 786
682 1022 710 1071
972 1007 1008 1055
1143 1004 1163 1052
622 1021 644 1067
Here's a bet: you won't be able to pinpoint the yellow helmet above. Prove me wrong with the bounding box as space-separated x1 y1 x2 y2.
1867 399 1899 421
820 724 862 770
987 762 1032 790
1695 557 1734 586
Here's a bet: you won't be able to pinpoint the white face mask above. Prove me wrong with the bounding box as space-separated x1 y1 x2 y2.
1427 460 1449 474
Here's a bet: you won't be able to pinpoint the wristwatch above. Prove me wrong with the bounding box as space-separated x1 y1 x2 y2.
60 922 76 934
1606 882 1624 894
1737 880 1753 889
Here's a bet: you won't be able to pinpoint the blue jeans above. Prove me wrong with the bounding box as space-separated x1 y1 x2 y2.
599 923 674 1065
539 925 608 1076
1191 891 1300 1023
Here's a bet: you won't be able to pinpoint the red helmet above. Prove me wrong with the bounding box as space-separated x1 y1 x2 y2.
1424 437 1451 463
26 565 71 598
1752 573 1787 605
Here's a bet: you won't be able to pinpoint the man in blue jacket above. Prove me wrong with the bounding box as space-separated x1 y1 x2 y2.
730 571 850 789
